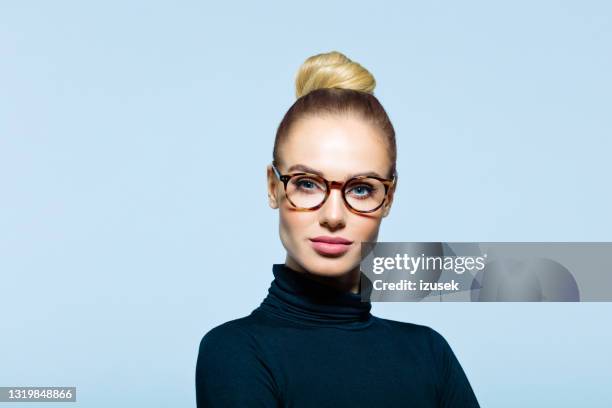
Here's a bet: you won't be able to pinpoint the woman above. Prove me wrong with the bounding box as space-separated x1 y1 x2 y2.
196 51 480 407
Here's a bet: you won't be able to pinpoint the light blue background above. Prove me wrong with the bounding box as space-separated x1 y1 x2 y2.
1 1 611 407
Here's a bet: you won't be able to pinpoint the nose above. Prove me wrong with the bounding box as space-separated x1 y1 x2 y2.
319 188 346 230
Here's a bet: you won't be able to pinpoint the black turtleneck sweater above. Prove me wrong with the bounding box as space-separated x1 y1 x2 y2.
196 264 480 407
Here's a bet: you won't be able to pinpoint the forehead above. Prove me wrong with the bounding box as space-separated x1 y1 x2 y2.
279 115 390 178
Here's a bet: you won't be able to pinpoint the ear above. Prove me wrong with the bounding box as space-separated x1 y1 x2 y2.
382 204 392 217
266 165 280 209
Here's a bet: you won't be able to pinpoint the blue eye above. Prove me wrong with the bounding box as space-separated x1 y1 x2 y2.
292 177 325 193
348 184 376 199
298 180 315 189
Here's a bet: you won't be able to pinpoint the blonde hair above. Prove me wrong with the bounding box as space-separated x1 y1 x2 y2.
295 51 376 98
273 50 397 179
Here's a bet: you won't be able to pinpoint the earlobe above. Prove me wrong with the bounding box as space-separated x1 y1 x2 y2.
382 203 392 217
268 193 278 209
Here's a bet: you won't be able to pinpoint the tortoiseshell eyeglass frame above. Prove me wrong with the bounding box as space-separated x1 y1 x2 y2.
271 163 397 215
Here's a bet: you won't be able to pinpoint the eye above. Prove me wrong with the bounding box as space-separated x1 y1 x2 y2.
347 183 376 199
292 177 325 193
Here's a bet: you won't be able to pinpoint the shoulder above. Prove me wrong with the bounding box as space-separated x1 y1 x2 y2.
197 310 283 362
373 316 438 337
376 319 466 380
371 318 479 405
196 314 282 406
196 314 274 384
373 316 453 353
198 314 261 355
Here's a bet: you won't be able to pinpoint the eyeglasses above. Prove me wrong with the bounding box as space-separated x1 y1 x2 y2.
271 164 396 214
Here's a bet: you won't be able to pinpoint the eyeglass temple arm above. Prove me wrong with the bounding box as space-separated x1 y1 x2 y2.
271 163 282 180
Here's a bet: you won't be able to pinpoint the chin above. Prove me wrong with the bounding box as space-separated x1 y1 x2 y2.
304 257 357 277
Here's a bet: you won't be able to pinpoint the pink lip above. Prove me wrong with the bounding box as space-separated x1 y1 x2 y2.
310 236 353 244
309 236 353 256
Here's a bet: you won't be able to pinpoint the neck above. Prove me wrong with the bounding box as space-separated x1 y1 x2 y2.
284 255 362 294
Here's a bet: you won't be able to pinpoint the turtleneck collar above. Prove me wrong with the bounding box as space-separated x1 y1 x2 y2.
256 263 374 329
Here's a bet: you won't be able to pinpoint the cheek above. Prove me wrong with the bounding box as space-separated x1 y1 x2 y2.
350 215 383 241
279 208 315 241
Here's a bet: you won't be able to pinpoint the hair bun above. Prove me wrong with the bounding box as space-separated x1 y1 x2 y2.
294 51 376 99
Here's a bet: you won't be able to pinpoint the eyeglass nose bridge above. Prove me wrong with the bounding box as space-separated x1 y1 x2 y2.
320 180 348 207
327 180 345 190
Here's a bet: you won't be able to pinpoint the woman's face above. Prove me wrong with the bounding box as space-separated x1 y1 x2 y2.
267 114 396 279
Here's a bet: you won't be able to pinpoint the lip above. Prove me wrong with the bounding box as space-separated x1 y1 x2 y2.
309 236 353 256
310 236 353 244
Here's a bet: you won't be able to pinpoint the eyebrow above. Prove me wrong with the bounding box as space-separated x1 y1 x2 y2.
286 164 385 179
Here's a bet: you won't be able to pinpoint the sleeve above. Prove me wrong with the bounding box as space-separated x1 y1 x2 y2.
428 328 481 408
195 324 280 408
